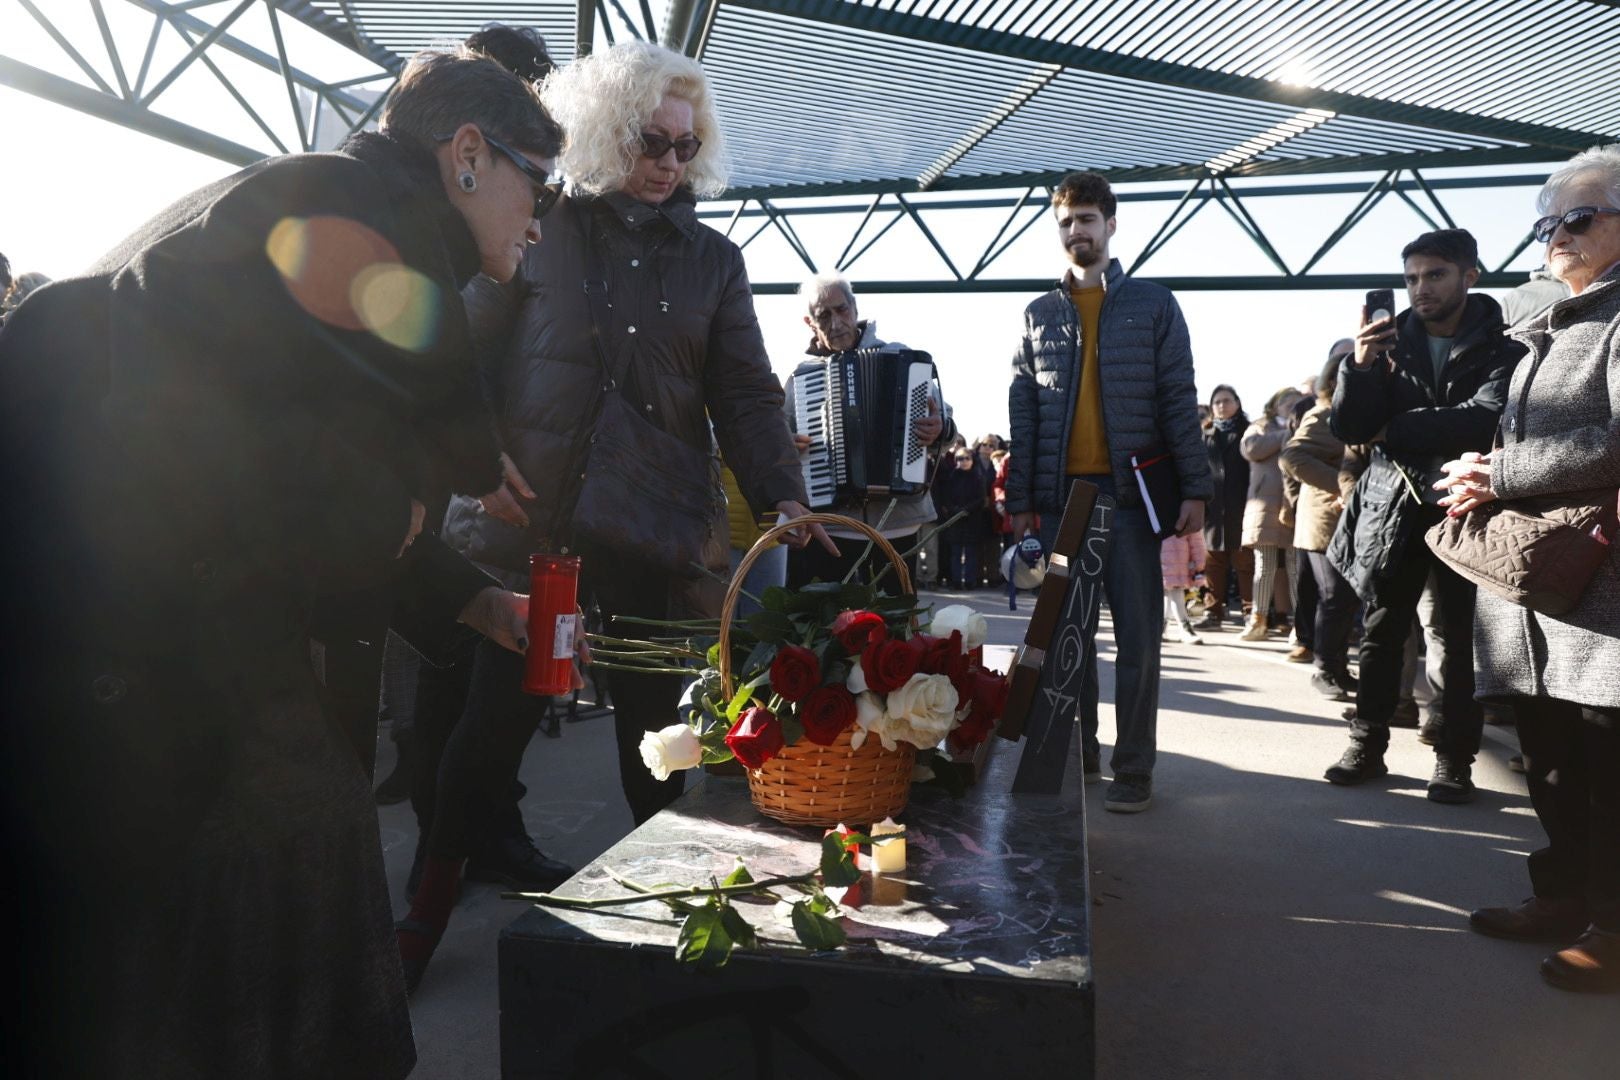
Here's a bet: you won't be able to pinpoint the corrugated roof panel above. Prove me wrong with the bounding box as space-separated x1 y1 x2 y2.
868 0 1620 135
306 1 578 62
704 5 1047 187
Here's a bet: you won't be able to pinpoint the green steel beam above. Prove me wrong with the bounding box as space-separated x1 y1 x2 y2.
1211 177 1291 277
1130 181 1212 274
0 54 263 165
721 0 1606 152
721 145 1562 201
127 1 388 112
747 273 1532 296
697 172 1555 223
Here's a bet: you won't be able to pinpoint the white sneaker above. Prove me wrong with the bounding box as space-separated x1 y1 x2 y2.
1177 621 1203 645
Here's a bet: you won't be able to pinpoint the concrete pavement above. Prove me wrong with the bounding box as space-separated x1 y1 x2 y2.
378 587 1612 1079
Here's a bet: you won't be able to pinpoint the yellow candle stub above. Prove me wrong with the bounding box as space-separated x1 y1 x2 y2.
870 816 907 874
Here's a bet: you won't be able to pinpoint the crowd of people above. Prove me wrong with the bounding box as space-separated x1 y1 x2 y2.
0 20 1616 1078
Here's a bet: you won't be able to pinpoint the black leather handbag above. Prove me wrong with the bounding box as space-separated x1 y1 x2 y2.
566 206 719 578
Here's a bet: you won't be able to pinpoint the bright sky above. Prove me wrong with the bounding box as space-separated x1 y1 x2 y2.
2 2 1560 443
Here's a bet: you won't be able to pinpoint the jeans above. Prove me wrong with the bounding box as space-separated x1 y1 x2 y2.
1305 550 1358 680
1514 697 1620 931
1291 549 1318 650
1349 513 1481 761
939 536 980 588
1038 476 1163 778
728 542 788 619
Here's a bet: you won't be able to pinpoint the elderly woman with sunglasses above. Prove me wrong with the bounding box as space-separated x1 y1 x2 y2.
0 47 560 1076
416 41 820 985
1441 144 1620 994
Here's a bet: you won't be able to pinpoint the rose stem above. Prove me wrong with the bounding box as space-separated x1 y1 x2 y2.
502 874 817 908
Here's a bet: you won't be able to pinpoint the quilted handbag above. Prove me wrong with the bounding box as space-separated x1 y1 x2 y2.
1424 491 1617 616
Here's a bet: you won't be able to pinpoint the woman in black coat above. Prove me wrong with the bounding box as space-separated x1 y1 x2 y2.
408 40 823 993
0 48 559 1078
1197 384 1254 628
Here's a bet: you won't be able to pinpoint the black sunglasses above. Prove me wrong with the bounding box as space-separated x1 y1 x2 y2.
436 130 560 220
1532 205 1620 243
638 131 703 163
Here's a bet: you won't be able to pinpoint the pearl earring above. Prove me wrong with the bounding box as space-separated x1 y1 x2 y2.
458 171 476 192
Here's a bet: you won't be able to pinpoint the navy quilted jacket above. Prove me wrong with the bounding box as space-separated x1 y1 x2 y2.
1005 259 1211 515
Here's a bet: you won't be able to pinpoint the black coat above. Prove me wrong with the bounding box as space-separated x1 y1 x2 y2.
1328 293 1523 599
1202 419 1250 552
935 463 989 542
0 131 497 1078
443 188 805 616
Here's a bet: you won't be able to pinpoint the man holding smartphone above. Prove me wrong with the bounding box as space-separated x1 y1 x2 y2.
1325 228 1524 802
1006 171 1211 814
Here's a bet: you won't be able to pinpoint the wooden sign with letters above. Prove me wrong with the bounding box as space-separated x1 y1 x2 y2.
997 480 1115 795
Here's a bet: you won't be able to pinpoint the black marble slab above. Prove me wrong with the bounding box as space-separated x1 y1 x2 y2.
499 738 1094 1079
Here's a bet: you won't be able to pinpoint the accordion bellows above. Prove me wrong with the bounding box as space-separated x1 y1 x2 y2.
792 349 938 509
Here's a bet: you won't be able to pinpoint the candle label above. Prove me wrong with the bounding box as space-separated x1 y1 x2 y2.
552 613 577 659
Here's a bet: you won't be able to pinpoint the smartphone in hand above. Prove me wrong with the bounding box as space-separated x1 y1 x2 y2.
1364 288 1395 326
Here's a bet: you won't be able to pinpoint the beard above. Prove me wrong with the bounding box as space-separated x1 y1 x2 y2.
1067 241 1103 268
1418 292 1465 327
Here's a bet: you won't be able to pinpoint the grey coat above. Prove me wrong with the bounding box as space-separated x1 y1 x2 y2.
1475 265 1620 709
1006 260 1211 515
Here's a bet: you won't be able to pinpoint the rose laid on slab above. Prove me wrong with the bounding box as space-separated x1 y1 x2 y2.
640 723 703 782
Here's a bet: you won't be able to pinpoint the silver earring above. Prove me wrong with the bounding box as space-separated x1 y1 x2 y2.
458 171 476 192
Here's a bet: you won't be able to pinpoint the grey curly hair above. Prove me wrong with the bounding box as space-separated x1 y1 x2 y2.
1537 143 1620 214
540 42 730 199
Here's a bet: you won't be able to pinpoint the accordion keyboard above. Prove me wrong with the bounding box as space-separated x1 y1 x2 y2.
900 363 931 486
793 365 837 508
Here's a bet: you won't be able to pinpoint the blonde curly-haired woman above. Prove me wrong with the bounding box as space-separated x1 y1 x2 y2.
422 42 828 992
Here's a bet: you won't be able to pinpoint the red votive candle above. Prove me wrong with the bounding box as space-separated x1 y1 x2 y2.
524 554 581 696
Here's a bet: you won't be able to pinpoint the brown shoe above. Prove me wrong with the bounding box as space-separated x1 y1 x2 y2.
1469 896 1589 942
1542 928 1620 993
1286 645 1313 663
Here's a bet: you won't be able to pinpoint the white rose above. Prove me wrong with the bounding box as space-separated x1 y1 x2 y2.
882 672 959 750
930 604 988 652
849 690 886 750
640 724 702 781
845 660 869 695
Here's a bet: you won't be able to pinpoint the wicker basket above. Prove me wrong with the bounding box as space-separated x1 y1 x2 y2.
722 513 917 827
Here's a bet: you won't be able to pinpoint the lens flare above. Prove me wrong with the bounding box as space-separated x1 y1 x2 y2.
351 263 442 353
265 215 436 350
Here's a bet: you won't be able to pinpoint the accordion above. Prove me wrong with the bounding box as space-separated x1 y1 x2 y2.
791 348 938 509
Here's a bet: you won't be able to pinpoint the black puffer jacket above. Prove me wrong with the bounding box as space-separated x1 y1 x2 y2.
1006 260 1210 515
1328 293 1523 598
442 188 805 615
1202 418 1250 551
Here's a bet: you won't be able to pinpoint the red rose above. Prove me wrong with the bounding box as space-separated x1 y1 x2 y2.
799 685 858 746
948 669 1009 753
949 707 996 753
918 630 966 679
726 707 785 770
769 644 822 703
831 610 888 653
860 637 921 695
970 668 1010 723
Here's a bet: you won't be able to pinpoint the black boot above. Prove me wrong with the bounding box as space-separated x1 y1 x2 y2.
465 834 576 891
1325 744 1388 785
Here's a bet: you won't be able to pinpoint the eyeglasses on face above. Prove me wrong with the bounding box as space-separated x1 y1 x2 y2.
1532 205 1620 243
436 130 560 220
638 131 703 163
